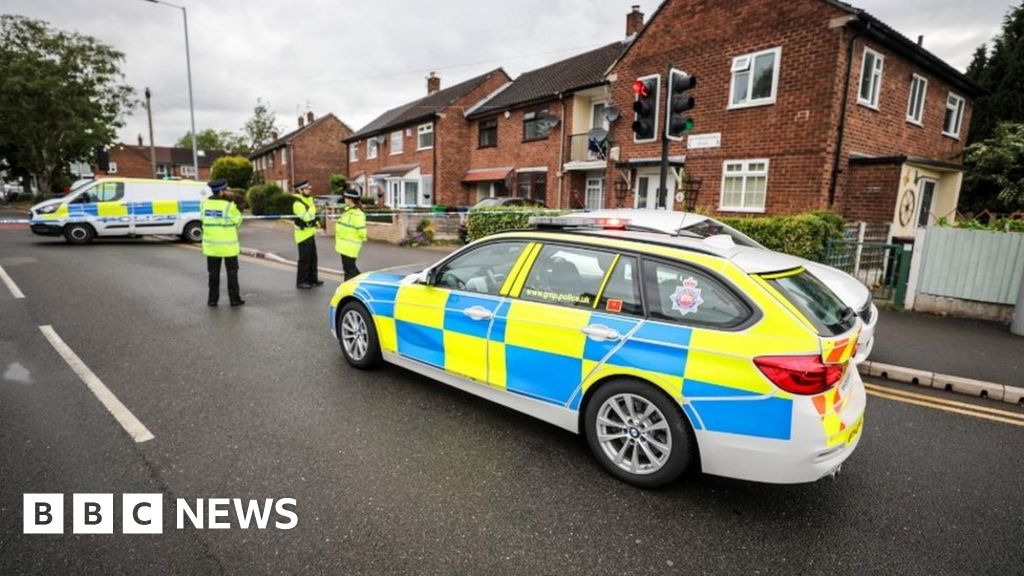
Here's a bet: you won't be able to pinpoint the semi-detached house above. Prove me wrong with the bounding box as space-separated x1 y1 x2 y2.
604 0 983 240
345 69 511 208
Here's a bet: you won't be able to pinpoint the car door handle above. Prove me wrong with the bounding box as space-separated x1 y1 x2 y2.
463 306 494 321
581 324 621 342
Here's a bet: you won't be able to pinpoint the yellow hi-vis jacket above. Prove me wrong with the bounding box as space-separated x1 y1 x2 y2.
335 206 367 258
292 194 317 244
200 197 242 257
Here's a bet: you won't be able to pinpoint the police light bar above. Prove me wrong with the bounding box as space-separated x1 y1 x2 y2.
529 215 631 230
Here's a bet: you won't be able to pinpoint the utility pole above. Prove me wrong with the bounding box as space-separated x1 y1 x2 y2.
145 87 157 178
657 62 672 210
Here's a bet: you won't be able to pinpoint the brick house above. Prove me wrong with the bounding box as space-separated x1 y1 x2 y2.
249 111 353 194
601 0 982 240
344 69 511 208
93 140 225 180
464 41 629 209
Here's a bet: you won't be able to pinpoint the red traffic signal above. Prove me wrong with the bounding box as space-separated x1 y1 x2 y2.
631 76 659 141
632 79 649 98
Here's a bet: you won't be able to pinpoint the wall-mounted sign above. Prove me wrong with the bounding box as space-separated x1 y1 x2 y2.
687 133 721 149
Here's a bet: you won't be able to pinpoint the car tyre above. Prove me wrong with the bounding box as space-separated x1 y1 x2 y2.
338 301 382 369
584 379 696 488
63 223 95 245
181 221 202 243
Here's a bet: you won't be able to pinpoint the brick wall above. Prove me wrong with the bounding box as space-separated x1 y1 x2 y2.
253 114 352 194
842 162 902 223
97 145 214 180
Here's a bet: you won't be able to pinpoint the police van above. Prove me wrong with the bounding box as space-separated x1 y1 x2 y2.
29 178 211 244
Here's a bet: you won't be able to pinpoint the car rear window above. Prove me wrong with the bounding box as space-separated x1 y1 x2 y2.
766 269 856 336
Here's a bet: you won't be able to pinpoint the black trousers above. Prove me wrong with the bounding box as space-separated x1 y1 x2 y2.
207 256 241 304
341 255 360 281
297 236 318 285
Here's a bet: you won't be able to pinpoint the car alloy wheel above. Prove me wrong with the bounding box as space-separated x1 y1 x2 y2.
595 392 673 476
341 309 369 361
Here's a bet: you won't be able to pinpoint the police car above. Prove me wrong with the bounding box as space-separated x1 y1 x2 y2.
328 216 865 487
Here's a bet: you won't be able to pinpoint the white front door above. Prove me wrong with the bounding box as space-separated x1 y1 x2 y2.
387 180 402 207
585 175 605 210
634 171 672 210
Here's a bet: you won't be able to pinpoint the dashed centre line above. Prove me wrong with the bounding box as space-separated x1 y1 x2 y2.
39 325 154 443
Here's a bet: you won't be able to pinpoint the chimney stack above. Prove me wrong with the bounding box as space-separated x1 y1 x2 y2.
626 5 644 37
298 115 305 128
137 134 143 146
427 71 441 95
271 130 279 140
306 110 314 124
917 34 924 46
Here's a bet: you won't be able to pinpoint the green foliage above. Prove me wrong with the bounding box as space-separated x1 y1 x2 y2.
244 98 282 150
938 216 1024 233
329 174 348 195
965 4 1024 143
466 207 567 242
962 122 1024 211
246 183 286 216
402 218 437 246
717 211 846 262
0 15 135 196
266 192 297 216
176 129 249 155
210 156 254 190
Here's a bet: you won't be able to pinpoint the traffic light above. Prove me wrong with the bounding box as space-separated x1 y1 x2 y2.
666 69 697 141
631 76 660 141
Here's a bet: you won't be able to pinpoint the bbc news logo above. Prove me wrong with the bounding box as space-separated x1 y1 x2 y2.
24 494 297 534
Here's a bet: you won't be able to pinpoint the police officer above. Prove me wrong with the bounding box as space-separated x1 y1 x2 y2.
335 188 367 280
201 179 244 307
292 180 322 289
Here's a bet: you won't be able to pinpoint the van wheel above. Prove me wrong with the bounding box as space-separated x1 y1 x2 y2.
181 221 202 243
584 379 696 488
63 223 95 245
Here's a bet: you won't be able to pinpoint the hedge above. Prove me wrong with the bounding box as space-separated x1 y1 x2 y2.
717 211 845 262
465 206 566 242
246 183 288 216
467 207 844 262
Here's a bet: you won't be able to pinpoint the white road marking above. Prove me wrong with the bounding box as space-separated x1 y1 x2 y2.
0 264 25 298
39 325 154 443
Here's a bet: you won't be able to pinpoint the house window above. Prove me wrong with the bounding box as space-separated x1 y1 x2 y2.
350 142 358 163
390 131 403 155
907 74 928 125
943 92 965 138
281 148 287 165
729 47 781 109
585 177 605 210
516 171 547 204
523 109 552 141
719 159 769 212
479 119 498 148
107 161 118 174
181 164 197 177
268 153 275 169
368 139 378 159
156 164 170 177
417 124 434 150
858 47 884 109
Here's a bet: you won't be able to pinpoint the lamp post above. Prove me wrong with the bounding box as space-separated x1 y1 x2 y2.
143 0 198 180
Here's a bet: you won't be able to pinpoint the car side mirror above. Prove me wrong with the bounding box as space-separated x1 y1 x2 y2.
417 269 435 285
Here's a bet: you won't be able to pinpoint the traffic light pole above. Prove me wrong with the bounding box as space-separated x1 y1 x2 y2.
658 62 673 207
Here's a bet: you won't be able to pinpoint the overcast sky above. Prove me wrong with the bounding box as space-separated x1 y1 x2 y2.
5 0 1016 148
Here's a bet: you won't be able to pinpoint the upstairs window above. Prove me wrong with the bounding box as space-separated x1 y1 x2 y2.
390 130 403 155
368 139 378 159
523 109 552 141
943 92 965 138
479 119 498 148
417 124 434 150
906 74 927 125
349 142 358 162
858 47 884 109
729 47 781 109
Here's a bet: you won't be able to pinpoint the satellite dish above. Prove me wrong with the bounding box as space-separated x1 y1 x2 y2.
603 106 620 123
537 112 560 130
587 128 608 142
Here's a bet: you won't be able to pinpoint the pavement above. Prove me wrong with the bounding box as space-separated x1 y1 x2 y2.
3 227 1023 576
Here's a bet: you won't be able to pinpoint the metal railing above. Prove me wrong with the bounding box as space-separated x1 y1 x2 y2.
825 237 911 308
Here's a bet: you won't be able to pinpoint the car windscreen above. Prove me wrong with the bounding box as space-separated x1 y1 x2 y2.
681 219 761 248
472 198 501 209
765 269 856 336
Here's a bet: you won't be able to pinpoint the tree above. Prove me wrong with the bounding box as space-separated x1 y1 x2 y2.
962 123 1024 212
210 156 254 190
175 129 249 155
0 15 135 196
965 3 1024 143
244 98 282 150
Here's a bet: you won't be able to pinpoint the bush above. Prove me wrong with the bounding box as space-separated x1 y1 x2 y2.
717 211 845 262
246 183 285 215
267 190 297 216
466 206 566 242
329 174 348 195
210 156 254 190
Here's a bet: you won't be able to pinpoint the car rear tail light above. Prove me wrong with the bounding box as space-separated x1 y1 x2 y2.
754 355 845 395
